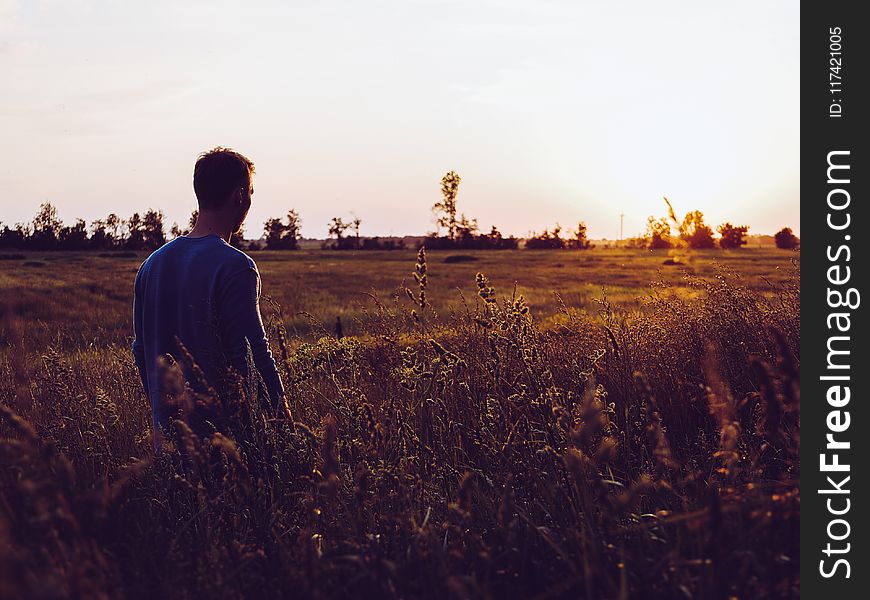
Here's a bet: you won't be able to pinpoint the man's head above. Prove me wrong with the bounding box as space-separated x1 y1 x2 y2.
193 147 255 233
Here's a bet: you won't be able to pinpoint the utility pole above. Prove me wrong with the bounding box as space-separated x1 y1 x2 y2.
619 213 624 245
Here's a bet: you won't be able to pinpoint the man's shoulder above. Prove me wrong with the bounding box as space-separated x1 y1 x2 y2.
137 237 181 272
137 239 175 272
221 243 258 273
203 239 259 279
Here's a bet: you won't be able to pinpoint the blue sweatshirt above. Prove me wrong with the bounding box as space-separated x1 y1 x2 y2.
132 234 284 429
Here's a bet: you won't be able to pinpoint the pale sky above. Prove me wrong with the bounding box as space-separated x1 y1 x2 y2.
1 0 799 239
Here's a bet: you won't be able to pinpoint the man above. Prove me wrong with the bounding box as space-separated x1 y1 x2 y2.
132 147 288 434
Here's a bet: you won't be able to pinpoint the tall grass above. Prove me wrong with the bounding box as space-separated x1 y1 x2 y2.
0 251 799 599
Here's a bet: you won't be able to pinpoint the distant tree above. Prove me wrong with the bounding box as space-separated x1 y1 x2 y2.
568 221 592 249
90 219 110 248
679 210 715 249
645 216 673 249
487 225 519 249
717 222 749 249
328 217 354 249
88 213 122 249
525 225 566 250
424 222 518 250
105 213 122 244
485 225 503 245
59 218 89 250
142 209 166 250
351 217 362 250
433 171 460 240
774 227 799 249
0 223 30 249
125 212 145 250
31 202 63 250
456 213 479 245
426 171 517 249
263 218 283 248
264 210 301 250
285 210 302 247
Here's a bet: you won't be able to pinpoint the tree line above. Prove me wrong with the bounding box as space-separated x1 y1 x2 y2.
624 197 799 250
1 180 798 252
0 202 391 252
0 204 169 251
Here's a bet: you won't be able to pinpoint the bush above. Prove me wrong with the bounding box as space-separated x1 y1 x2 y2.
265 211 302 250
645 217 673 249
717 223 749 249
424 231 518 250
525 226 565 249
774 227 799 249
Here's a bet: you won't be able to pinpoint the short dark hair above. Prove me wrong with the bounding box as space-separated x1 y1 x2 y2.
193 147 255 209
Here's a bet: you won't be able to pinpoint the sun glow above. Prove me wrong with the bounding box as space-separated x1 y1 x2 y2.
0 0 798 239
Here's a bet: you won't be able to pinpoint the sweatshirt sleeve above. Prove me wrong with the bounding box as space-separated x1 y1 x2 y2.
217 265 285 410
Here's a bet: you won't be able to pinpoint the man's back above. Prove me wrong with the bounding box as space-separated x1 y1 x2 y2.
132 234 284 430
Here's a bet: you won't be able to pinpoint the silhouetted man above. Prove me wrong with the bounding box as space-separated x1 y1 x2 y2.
132 147 288 435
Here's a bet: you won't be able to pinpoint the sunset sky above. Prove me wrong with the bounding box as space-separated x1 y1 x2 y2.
1 0 799 239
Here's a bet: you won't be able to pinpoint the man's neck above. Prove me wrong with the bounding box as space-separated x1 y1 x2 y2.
187 212 233 243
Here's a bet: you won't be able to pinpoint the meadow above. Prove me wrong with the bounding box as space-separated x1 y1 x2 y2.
0 247 800 599
1 247 796 344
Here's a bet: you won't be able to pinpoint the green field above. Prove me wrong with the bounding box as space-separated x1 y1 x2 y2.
1 247 799 347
